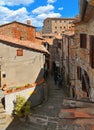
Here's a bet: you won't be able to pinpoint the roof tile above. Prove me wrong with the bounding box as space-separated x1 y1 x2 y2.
0 34 49 54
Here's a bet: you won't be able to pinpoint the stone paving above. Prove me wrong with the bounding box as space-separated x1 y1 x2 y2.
1 75 94 130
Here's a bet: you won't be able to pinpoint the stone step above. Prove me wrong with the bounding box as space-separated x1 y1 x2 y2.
0 117 7 125
25 118 47 130
62 98 94 108
0 113 7 125
0 98 7 126
23 124 47 130
0 107 5 113
0 103 4 108
0 113 6 119
59 107 94 119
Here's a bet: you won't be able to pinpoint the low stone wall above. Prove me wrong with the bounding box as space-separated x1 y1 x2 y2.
5 86 35 114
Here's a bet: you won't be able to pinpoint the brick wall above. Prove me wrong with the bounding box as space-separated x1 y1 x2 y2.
0 22 36 42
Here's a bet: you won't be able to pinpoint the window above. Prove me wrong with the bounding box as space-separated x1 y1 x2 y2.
77 66 82 80
17 49 23 56
55 26 57 29
54 31 57 33
90 35 94 68
80 34 87 48
55 20 57 23
58 43 61 49
60 26 62 29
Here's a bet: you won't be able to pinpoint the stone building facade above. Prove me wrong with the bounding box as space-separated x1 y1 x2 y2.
42 18 75 35
62 32 75 97
0 20 49 89
41 33 63 74
62 0 94 101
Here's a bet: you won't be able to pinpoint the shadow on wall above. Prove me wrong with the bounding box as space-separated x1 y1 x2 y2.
4 68 49 130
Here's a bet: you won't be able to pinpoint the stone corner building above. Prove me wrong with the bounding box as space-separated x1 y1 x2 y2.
0 21 48 89
62 0 94 102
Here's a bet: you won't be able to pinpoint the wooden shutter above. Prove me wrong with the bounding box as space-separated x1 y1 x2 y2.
17 49 23 56
58 43 61 49
80 34 87 48
90 35 94 68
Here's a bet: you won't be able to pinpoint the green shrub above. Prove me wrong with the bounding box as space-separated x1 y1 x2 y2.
14 95 31 117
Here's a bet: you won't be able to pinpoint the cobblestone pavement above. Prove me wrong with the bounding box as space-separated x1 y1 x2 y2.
1 75 94 130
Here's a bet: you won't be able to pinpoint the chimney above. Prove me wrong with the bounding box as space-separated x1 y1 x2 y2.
27 19 31 25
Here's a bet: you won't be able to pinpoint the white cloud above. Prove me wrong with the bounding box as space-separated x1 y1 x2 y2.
0 0 34 6
0 3 62 28
30 12 61 27
58 7 64 10
0 6 29 24
47 0 56 4
37 12 61 19
31 4 61 27
32 5 54 14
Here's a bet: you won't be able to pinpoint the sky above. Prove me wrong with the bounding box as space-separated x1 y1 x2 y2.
0 0 79 28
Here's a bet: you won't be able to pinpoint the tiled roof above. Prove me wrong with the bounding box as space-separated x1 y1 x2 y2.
44 18 75 21
63 31 75 37
0 21 36 28
0 35 49 54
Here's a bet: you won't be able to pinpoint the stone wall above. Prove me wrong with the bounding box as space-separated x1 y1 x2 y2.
74 17 94 100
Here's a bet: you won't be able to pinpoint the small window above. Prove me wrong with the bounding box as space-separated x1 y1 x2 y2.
55 26 57 29
80 34 87 48
60 26 62 29
17 49 23 56
58 43 61 49
54 31 57 33
77 66 82 80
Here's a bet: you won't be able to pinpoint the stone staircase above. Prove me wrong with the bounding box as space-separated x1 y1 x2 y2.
0 75 94 130
0 89 8 128
0 97 7 126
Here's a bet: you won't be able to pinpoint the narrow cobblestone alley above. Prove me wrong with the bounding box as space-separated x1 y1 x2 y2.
1 75 94 130
2 74 67 130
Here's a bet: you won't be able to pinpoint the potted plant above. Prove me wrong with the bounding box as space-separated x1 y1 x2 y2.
14 95 31 120
6 88 13 94
16 86 21 91
25 84 30 88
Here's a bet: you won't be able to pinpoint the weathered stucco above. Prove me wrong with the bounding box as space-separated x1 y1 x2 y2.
0 41 45 88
